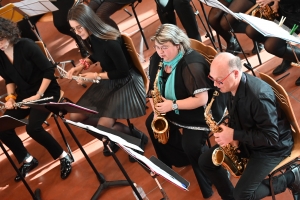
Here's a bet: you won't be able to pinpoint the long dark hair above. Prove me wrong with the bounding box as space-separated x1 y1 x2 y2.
68 4 120 40
0 17 20 45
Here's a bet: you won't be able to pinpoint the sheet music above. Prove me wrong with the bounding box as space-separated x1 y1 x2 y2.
14 0 58 17
119 144 188 191
199 0 241 20
65 120 143 152
237 13 300 44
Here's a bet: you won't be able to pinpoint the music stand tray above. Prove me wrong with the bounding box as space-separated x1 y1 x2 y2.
0 115 41 200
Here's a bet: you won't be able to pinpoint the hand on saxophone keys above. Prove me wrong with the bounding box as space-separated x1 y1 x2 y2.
155 97 172 114
214 124 234 147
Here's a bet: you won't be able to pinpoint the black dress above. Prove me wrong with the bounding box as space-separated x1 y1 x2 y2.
76 35 146 119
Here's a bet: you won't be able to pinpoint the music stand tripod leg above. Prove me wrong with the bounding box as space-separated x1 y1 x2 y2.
90 137 142 200
0 142 41 200
150 172 169 200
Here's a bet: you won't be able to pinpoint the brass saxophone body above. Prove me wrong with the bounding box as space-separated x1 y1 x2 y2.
205 91 247 177
151 61 169 144
247 4 279 21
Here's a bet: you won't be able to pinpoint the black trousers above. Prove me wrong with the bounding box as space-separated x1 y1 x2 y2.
199 145 287 200
146 112 212 198
0 94 62 164
155 0 201 41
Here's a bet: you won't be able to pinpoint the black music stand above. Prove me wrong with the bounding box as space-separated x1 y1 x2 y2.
26 102 144 200
121 145 190 200
0 115 41 200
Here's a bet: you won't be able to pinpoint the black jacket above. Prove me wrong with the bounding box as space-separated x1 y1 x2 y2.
230 73 293 158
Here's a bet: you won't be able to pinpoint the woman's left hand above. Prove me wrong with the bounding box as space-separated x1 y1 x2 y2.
76 72 97 85
155 97 173 114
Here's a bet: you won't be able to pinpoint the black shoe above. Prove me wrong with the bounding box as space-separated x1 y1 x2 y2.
103 142 120 157
252 43 264 54
288 164 300 194
272 60 292 75
226 38 241 54
15 158 39 182
130 126 149 151
295 77 300 86
60 154 72 179
128 127 149 163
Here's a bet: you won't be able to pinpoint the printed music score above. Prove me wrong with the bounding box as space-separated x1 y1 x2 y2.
65 119 143 152
14 0 58 17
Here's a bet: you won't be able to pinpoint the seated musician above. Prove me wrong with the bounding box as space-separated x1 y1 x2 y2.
154 0 202 41
208 0 264 54
198 52 299 200
245 0 300 86
66 4 148 158
0 17 72 182
145 24 227 199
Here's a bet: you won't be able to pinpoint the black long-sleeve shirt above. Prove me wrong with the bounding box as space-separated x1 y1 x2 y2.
0 38 60 98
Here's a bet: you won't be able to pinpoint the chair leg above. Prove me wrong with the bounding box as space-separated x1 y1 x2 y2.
130 3 149 50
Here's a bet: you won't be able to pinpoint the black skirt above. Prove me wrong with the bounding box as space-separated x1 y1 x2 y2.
76 68 146 119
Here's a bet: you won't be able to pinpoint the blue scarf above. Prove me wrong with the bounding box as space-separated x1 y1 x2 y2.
158 51 183 114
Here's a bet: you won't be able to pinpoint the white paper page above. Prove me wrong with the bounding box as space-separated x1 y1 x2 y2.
199 0 241 20
120 144 188 191
237 13 300 44
14 0 58 17
65 120 143 152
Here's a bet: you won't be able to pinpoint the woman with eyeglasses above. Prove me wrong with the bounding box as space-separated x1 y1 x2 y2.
0 17 72 182
66 4 148 158
145 24 227 199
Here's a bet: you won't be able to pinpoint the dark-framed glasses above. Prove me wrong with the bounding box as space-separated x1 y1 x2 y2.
153 45 170 51
208 71 234 85
70 25 83 33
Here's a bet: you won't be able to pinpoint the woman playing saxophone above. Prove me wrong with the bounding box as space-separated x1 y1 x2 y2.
145 24 227 199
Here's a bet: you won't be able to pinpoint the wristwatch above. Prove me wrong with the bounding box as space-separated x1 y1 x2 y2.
172 100 178 111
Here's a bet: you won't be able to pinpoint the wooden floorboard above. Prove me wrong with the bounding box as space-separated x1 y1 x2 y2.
1 0 299 199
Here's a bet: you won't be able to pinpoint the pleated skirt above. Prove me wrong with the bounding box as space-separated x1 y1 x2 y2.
76 68 146 119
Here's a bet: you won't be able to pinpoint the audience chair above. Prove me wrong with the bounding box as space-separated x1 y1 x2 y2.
259 72 300 200
190 38 218 64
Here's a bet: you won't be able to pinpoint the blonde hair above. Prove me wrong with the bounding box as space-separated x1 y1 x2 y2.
151 24 191 52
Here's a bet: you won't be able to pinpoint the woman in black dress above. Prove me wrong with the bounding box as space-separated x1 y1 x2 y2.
66 4 148 156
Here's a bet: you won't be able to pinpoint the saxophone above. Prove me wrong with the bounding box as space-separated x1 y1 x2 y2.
151 61 169 144
246 4 279 21
204 91 247 177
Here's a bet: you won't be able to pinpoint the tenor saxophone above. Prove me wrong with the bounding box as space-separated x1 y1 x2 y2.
204 91 247 177
151 61 169 144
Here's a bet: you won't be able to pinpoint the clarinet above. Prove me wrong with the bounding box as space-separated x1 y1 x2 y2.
0 96 54 110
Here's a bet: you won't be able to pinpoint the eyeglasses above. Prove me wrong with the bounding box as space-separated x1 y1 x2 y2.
153 45 170 51
70 25 83 33
208 71 234 85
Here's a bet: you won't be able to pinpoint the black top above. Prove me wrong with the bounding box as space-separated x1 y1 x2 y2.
88 35 133 79
0 38 60 98
148 50 227 127
231 73 293 158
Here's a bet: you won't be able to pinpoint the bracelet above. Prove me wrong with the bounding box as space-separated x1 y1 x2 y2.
79 59 90 70
5 94 17 102
97 73 102 80
94 72 101 81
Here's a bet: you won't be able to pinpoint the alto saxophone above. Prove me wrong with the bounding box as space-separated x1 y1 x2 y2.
246 4 279 21
204 91 247 177
151 61 169 144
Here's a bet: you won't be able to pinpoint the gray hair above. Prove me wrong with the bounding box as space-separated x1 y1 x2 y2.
228 56 242 71
150 24 191 52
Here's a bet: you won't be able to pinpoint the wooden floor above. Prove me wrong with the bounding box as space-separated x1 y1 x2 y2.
1 0 300 199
